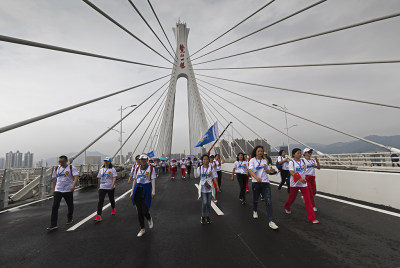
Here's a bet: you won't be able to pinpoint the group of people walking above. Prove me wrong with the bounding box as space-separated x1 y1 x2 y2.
47 145 320 236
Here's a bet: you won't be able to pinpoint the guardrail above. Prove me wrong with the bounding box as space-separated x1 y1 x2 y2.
0 164 130 209
270 152 400 173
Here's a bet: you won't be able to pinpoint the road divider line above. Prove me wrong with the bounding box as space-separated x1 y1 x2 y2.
67 189 131 231
195 184 224 216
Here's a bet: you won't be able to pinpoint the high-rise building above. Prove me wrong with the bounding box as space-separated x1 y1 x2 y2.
5 151 15 169
14 151 23 168
0 158 5 169
23 152 34 168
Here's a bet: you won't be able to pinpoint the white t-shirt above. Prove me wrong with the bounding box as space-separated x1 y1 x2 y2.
248 158 270 183
52 165 79 192
288 159 307 187
161 162 166 167
130 164 138 176
180 160 186 169
97 167 118 189
303 158 317 177
214 160 222 171
278 156 289 170
133 165 156 184
170 162 177 168
197 165 218 193
186 160 192 167
233 161 248 174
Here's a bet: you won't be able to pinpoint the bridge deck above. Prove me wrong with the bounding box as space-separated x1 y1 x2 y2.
1 171 399 268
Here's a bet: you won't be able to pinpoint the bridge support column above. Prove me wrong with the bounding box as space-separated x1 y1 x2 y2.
0 169 10 209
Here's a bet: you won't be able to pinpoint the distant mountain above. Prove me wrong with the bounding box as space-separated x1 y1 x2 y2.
44 151 108 166
290 135 400 154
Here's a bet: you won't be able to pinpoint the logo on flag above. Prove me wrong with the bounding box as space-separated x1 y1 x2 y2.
195 122 219 147
147 151 155 158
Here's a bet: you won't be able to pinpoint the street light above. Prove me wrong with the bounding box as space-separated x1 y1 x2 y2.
117 104 137 164
272 103 292 154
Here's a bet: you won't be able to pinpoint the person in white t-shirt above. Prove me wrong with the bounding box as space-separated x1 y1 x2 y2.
170 159 177 179
283 148 319 224
186 158 193 178
197 154 219 224
231 152 248 205
94 157 118 222
47 155 79 231
303 148 320 212
277 150 290 193
180 158 186 179
248 146 279 230
214 154 224 192
130 154 156 237
128 155 140 184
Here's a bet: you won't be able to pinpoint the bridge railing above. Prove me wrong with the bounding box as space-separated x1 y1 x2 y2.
271 152 400 173
0 164 131 209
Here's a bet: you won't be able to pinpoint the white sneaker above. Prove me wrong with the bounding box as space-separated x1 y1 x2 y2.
148 218 153 229
253 211 258 219
269 221 279 230
312 220 320 224
137 229 146 237
285 209 291 214
301 195 304 199
313 207 318 212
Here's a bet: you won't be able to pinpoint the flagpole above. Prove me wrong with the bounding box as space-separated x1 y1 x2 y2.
208 122 232 155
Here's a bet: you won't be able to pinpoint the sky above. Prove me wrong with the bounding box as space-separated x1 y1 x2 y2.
0 0 399 161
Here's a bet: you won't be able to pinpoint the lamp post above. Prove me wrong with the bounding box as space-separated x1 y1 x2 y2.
272 104 291 153
117 105 137 164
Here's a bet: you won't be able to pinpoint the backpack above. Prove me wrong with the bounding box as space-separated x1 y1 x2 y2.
275 157 283 171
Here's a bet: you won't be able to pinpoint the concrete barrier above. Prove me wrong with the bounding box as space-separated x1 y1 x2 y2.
222 163 400 210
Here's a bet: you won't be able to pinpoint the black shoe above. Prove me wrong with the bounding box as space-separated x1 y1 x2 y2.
278 185 282 190
66 219 73 225
46 226 58 232
241 201 246 205
206 217 212 224
200 216 206 225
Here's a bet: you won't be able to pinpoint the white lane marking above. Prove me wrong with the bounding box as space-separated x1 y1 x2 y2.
222 171 400 218
67 189 131 231
195 184 224 216
0 187 84 215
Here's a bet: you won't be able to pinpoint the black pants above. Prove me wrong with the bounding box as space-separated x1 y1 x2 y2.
134 187 151 229
236 173 247 200
279 169 290 193
97 188 115 215
187 166 191 177
162 166 166 173
217 171 222 188
51 191 73 227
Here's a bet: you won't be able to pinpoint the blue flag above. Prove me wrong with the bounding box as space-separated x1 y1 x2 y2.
147 150 155 158
195 122 219 147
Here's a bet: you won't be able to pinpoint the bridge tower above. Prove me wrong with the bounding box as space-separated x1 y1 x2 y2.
156 22 209 158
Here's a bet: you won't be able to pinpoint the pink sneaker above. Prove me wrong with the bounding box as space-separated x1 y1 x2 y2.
111 208 116 215
93 215 102 221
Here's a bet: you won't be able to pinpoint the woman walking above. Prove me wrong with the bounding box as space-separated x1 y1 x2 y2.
214 154 224 192
303 148 320 212
130 154 156 237
231 152 248 205
248 146 279 230
283 148 319 224
197 154 219 224
94 157 117 222
170 159 177 180
277 150 290 193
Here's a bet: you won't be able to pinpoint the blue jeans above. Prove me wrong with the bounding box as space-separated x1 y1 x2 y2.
201 192 212 215
252 182 274 222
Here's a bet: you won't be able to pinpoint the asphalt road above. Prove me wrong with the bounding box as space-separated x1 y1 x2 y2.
1 170 399 268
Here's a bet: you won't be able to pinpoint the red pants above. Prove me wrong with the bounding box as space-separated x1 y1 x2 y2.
213 181 218 201
305 175 317 207
245 175 249 192
181 168 186 177
171 167 176 178
284 187 316 221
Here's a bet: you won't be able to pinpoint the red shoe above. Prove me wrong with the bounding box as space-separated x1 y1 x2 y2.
111 208 116 215
93 215 102 221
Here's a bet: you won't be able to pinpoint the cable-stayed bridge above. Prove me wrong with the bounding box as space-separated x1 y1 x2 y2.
0 1 399 267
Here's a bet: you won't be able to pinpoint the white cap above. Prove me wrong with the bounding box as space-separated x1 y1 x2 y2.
104 157 112 162
139 154 148 160
303 148 313 154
